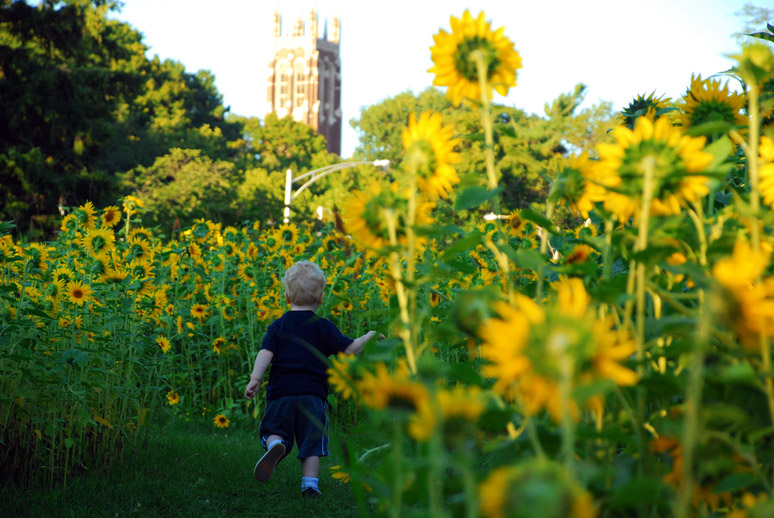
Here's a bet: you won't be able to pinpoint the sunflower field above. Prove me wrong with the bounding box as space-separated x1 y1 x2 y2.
4 8 774 518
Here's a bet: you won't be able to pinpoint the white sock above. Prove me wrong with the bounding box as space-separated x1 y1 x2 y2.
301 476 319 491
267 439 283 450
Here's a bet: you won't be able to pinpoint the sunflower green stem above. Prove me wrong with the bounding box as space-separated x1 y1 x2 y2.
536 201 555 303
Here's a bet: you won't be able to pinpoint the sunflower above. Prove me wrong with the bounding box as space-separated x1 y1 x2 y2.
66 280 92 306
550 152 608 219
264 231 281 253
100 206 121 228
81 227 116 257
128 227 153 243
594 116 713 223
401 112 461 199
429 10 522 107
191 303 209 320
166 390 180 405
212 336 226 355
565 244 597 265
75 201 98 231
679 74 746 137
342 182 435 250
24 242 50 275
712 239 774 347
619 91 672 128
759 136 774 210
328 352 357 400
478 460 596 518
278 223 299 246
213 414 230 428
100 267 128 284
479 280 636 421
156 335 171 353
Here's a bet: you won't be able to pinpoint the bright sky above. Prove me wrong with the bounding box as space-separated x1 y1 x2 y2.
112 0 756 158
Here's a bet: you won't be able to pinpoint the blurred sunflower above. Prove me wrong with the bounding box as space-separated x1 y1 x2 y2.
565 244 597 265
66 280 91 306
712 239 774 347
166 390 180 405
619 91 672 128
478 460 596 518
479 279 636 421
679 74 746 138
549 152 608 219
156 335 171 353
212 336 226 355
328 352 358 400
213 414 230 428
343 183 434 250
75 201 98 231
191 303 209 320
100 206 121 228
428 10 522 107
595 116 713 223
81 227 115 257
401 112 461 199
24 242 50 275
759 136 774 209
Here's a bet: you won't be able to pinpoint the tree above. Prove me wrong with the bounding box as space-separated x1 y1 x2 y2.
122 148 241 234
0 0 244 235
349 86 616 218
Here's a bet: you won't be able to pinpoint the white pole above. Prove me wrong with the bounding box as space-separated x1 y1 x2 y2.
283 168 292 224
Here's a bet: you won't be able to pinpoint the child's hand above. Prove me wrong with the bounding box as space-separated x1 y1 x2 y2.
244 379 260 400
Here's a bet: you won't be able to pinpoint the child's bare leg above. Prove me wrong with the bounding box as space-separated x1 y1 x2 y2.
301 456 320 478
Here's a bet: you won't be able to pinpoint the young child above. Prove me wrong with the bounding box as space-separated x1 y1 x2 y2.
244 260 379 498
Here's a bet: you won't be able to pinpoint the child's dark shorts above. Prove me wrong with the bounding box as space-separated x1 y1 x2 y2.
259 394 329 459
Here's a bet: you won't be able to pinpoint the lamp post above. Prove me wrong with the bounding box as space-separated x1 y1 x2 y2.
283 159 390 223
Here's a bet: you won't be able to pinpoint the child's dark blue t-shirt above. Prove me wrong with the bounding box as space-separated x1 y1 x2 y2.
261 310 353 401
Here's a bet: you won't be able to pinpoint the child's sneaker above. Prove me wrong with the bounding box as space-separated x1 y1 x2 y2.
301 487 322 498
253 442 286 482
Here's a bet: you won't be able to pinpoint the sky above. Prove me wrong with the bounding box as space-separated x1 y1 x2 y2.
111 0 760 158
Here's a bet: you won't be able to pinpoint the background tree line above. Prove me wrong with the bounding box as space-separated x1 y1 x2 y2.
0 0 616 238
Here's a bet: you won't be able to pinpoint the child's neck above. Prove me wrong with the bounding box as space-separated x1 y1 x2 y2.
289 304 318 312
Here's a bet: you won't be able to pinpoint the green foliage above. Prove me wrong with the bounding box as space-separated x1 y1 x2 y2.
350 85 617 222
122 148 242 233
0 0 243 236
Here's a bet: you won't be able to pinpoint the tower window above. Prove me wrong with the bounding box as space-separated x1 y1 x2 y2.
294 64 305 108
278 63 290 108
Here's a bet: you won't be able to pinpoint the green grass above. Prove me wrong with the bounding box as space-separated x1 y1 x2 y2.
2 419 368 517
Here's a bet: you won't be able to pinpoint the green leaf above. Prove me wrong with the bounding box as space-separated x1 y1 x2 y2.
520 209 559 233
512 249 545 271
684 120 733 137
714 472 756 494
610 476 669 507
64 438 74 449
717 362 758 385
747 31 774 43
442 231 483 259
454 186 503 211
446 362 484 386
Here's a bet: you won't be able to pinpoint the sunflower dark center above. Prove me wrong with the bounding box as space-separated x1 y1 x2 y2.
454 36 500 82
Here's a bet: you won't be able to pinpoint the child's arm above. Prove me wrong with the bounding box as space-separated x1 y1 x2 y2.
343 330 383 355
244 349 274 400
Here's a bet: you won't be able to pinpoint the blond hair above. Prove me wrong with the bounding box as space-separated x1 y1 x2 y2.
283 260 326 306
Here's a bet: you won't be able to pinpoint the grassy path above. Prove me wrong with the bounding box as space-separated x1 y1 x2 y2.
2 421 365 517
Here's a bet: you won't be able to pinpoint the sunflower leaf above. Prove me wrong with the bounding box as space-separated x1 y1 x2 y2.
684 120 733 137
454 186 503 211
519 209 560 233
747 31 774 43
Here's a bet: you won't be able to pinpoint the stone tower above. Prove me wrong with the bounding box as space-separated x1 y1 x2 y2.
266 9 342 155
